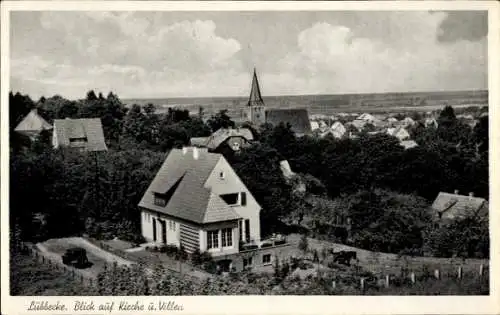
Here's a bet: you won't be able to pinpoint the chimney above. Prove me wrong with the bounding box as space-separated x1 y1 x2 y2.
193 147 199 160
469 192 474 198
182 147 188 155
454 189 459 195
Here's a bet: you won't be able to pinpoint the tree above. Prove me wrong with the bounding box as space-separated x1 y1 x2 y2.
227 143 295 235
86 90 98 101
9 91 35 130
259 123 296 160
438 105 457 128
339 189 431 254
423 217 489 259
298 234 309 254
473 115 488 152
207 109 235 132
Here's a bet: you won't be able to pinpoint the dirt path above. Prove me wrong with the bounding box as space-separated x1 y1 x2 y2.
65 237 134 266
37 237 136 279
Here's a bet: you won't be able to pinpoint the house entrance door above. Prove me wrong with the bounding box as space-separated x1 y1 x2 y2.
160 220 167 244
152 218 157 242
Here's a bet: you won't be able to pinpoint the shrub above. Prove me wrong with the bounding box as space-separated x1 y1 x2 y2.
298 234 309 254
175 246 188 261
190 249 202 265
191 249 212 266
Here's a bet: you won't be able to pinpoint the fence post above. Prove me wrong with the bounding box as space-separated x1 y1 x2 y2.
479 264 484 277
410 272 416 284
360 278 365 290
385 275 390 288
332 281 336 290
434 269 440 280
457 266 462 280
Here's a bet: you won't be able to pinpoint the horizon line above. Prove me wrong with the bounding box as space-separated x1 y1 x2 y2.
121 88 488 101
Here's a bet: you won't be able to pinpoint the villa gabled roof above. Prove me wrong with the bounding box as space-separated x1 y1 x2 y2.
431 192 488 220
14 109 52 137
139 148 241 224
205 128 254 150
53 118 107 152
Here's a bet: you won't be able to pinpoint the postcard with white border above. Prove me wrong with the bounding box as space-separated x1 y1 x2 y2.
1 1 500 315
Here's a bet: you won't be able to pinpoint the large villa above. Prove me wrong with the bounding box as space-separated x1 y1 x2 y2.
139 146 289 271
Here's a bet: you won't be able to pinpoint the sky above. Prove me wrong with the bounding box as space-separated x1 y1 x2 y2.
10 11 488 99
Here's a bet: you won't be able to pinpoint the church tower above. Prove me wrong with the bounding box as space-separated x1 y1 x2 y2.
243 68 266 126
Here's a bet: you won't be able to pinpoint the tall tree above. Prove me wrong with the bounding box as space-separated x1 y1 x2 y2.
207 109 235 132
438 105 457 128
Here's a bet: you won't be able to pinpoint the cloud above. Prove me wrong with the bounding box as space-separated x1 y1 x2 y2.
10 11 487 99
273 12 487 95
437 11 488 43
11 12 243 98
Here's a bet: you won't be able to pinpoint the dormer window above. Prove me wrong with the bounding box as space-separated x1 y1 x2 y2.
69 137 87 142
232 142 241 151
220 193 238 206
69 137 88 146
153 193 167 207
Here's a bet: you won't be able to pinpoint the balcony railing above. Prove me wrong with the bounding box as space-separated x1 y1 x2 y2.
239 234 288 252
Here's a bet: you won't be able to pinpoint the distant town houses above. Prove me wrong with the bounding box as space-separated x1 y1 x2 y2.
52 118 107 152
387 126 411 141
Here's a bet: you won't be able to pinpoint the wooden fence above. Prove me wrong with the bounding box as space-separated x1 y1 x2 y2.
19 242 95 287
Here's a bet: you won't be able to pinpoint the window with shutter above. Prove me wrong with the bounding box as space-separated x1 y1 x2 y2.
241 192 247 206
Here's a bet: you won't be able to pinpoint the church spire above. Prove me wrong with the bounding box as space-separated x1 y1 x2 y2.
248 67 265 107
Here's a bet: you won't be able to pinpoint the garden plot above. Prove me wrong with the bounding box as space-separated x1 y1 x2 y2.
287 234 488 277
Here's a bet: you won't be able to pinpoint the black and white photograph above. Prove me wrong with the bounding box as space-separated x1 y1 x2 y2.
1 1 499 313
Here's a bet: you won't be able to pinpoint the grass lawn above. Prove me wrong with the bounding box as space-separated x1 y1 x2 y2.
10 252 96 296
102 238 134 251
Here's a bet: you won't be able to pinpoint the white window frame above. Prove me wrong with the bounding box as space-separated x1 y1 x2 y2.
207 230 219 250
243 257 253 267
262 254 272 265
221 228 233 247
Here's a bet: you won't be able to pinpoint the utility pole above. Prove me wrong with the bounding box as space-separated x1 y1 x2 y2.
94 151 100 218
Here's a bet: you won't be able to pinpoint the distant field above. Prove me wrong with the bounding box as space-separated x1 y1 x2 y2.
123 89 488 117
